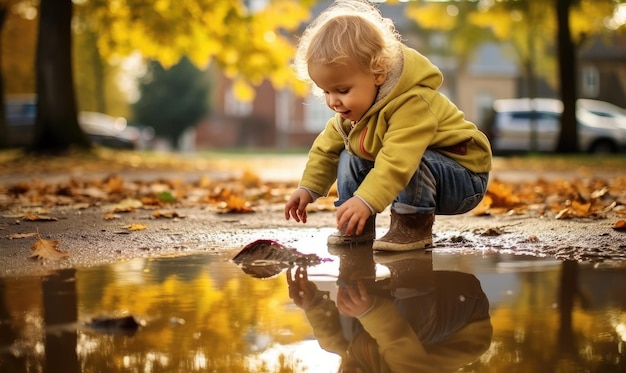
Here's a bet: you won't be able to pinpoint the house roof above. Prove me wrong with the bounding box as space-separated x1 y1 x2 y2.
579 34 626 61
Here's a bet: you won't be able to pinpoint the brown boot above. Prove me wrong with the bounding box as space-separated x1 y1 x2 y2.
374 251 435 290
372 211 434 251
327 215 376 245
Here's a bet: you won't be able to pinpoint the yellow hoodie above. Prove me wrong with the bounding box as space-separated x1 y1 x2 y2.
299 45 492 213
305 293 493 373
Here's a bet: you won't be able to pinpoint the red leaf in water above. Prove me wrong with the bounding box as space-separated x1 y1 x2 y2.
232 239 329 278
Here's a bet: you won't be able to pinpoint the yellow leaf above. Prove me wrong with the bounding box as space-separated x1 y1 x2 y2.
220 195 254 213
30 239 69 260
124 223 148 231
112 198 143 213
103 213 119 220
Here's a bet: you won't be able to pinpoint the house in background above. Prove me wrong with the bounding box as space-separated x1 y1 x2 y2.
192 3 625 150
579 33 626 108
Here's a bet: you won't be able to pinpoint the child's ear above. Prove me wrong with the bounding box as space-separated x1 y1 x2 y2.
374 72 387 86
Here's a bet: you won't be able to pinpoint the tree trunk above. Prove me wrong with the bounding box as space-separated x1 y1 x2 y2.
33 0 90 153
555 0 579 153
0 5 8 149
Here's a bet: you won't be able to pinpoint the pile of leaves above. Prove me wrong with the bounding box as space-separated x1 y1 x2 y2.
475 176 626 227
1 171 624 220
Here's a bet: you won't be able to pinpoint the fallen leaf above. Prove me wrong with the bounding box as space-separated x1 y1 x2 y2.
124 223 147 231
480 227 505 236
155 191 176 203
232 239 331 278
613 220 626 231
471 195 493 216
219 195 254 213
555 208 571 220
24 213 58 221
570 200 591 216
112 198 143 213
1 213 25 218
9 232 38 239
152 210 184 219
30 238 69 260
103 213 120 220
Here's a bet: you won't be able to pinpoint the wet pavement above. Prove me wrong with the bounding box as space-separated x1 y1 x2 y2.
1 231 625 372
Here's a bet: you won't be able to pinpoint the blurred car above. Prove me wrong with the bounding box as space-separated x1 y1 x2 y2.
4 97 136 149
577 98 626 130
484 98 626 154
78 111 135 150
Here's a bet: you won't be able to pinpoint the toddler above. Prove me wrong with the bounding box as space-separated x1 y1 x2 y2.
284 0 492 251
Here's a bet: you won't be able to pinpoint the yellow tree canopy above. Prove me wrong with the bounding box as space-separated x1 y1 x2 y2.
405 0 623 56
75 0 315 100
404 0 623 88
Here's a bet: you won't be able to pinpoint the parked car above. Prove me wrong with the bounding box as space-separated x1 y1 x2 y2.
577 98 626 130
4 97 136 149
484 98 626 154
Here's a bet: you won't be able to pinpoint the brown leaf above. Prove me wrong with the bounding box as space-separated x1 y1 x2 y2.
30 238 69 260
152 210 184 219
232 239 330 278
480 227 505 236
24 213 58 221
613 220 626 231
571 200 591 216
103 213 119 220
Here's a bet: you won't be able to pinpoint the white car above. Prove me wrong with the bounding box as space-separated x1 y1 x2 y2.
486 98 626 154
577 98 626 130
5 98 136 149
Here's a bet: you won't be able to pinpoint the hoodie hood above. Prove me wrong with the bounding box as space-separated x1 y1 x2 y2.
372 45 443 111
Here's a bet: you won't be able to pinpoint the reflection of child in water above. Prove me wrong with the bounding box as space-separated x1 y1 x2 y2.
287 249 493 373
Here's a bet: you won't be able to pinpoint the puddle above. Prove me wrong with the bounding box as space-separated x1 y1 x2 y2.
1 235 625 372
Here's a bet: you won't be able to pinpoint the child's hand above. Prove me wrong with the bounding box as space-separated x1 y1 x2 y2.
336 196 372 236
286 266 318 310
284 189 313 223
336 280 374 317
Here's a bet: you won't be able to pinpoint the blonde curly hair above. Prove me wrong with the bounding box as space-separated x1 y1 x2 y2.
294 0 402 88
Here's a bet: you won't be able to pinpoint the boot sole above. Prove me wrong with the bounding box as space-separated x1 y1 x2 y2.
327 232 376 245
372 238 432 252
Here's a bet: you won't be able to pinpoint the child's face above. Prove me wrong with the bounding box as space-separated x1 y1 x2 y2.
309 60 386 124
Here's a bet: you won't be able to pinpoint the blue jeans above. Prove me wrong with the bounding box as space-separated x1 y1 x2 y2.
335 150 489 215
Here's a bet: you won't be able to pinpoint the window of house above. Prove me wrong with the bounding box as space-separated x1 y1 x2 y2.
304 94 334 132
581 66 600 98
225 86 253 117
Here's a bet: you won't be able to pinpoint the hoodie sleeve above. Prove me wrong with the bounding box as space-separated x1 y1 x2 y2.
299 116 346 197
304 290 350 356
